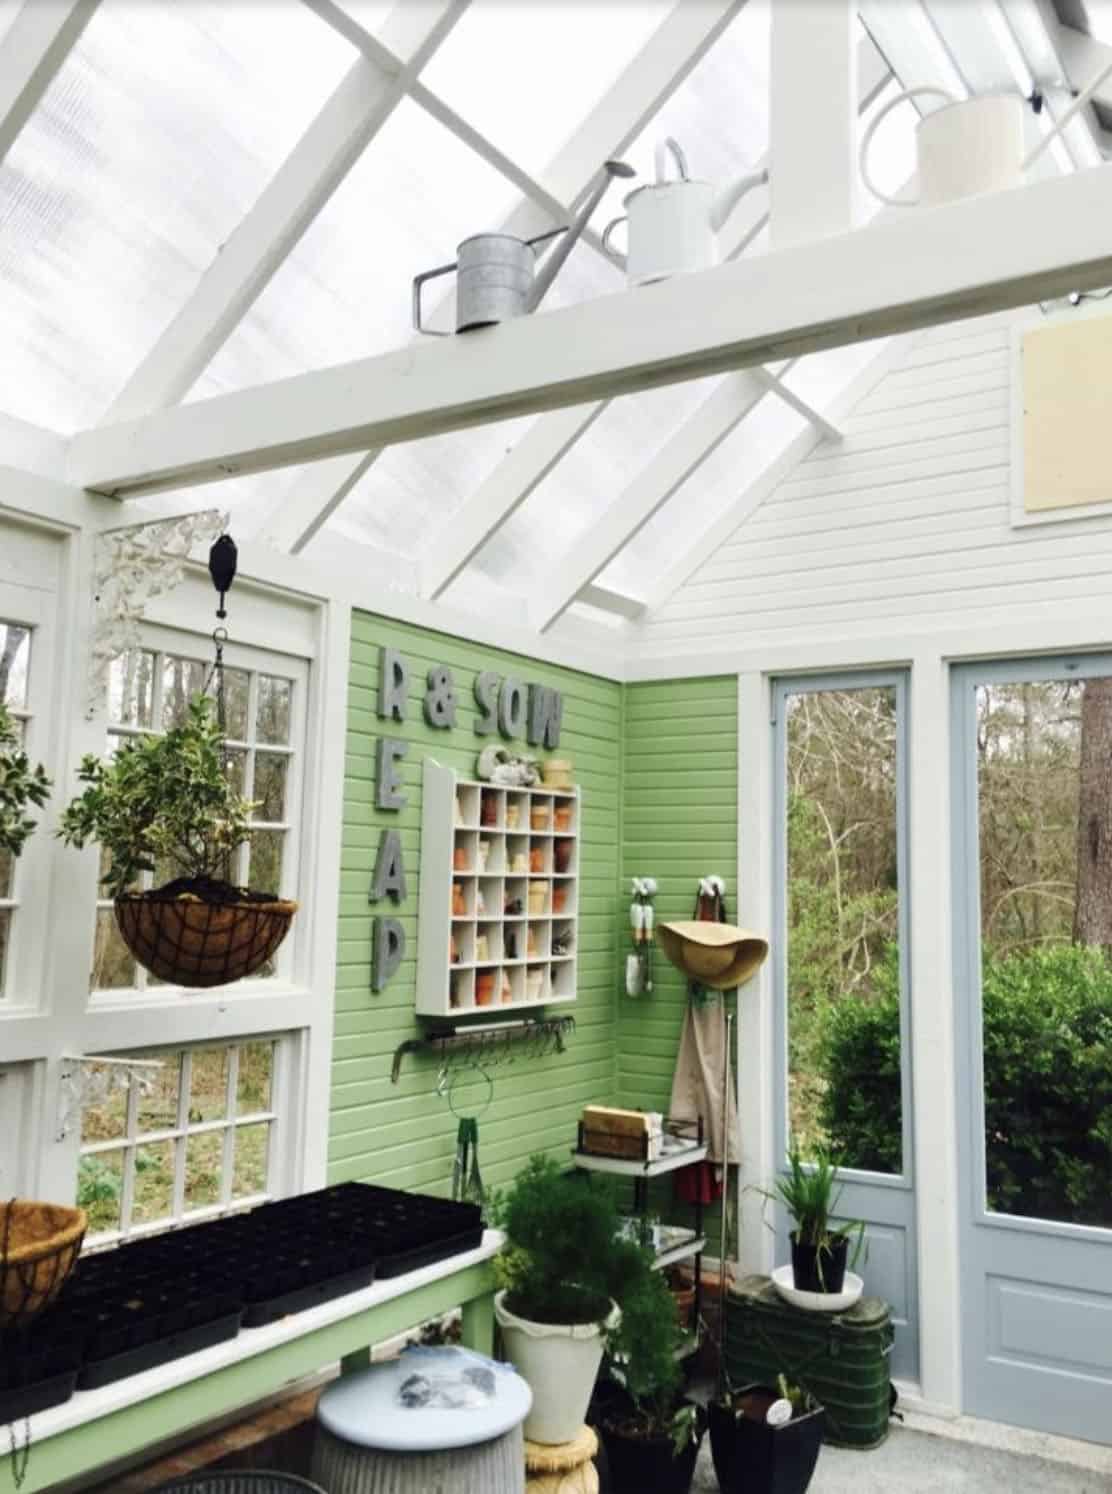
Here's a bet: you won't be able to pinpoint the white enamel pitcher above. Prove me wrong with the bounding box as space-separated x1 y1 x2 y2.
860 63 1112 208
602 138 768 286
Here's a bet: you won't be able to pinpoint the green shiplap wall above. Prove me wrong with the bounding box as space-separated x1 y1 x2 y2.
618 677 739 1234
330 612 623 1196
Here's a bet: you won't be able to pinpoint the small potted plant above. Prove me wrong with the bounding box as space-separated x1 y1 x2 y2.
491 1156 650 1445
597 1259 705 1494
709 1374 825 1494
59 695 296 989
0 700 51 863
766 1145 864 1295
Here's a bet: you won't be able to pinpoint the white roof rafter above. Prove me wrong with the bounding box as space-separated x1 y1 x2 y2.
0 0 99 167
100 0 470 425
260 0 744 558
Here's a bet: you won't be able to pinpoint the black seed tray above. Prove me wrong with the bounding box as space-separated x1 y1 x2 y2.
0 1318 83 1420
241 1260 376 1327
77 1307 244 1390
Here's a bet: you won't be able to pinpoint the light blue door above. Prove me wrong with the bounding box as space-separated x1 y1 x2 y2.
771 672 919 1383
951 657 1112 1442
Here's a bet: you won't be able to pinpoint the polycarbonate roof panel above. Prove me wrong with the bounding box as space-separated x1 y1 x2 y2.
0 0 352 432
192 96 522 399
420 0 674 179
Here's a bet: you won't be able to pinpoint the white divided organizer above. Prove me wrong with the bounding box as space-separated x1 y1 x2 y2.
417 758 581 1017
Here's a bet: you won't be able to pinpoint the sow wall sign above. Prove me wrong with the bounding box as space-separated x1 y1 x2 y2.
368 645 563 994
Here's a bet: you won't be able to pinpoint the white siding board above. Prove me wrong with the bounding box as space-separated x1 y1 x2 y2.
641 309 1112 654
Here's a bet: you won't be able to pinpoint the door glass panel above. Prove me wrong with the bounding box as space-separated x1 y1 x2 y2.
785 685 903 1172
975 677 1112 1228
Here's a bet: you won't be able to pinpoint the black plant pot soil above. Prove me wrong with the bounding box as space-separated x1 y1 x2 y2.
708 1387 825 1494
600 1408 704 1494
790 1232 849 1294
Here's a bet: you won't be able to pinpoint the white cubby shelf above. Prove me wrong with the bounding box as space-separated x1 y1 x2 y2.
416 759 582 1019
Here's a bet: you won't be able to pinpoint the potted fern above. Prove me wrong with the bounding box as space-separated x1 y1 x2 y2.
0 700 51 863
597 1258 705 1494
766 1146 865 1295
59 695 296 988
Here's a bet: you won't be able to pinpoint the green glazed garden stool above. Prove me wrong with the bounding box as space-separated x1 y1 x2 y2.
311 1346 533 1493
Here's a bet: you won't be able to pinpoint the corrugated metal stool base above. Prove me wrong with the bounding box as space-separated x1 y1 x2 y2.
525 1424 598 1493
311 1421 525 1493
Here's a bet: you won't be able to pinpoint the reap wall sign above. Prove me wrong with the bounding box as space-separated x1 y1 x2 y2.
368 646 563 994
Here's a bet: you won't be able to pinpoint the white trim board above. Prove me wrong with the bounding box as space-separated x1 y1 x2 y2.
67 165 1112 498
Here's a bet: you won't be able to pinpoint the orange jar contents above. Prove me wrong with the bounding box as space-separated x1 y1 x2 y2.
476 971 496 1006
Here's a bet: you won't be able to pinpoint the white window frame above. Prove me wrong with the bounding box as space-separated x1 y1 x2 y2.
90 621 309 1002
78 1034 295 1249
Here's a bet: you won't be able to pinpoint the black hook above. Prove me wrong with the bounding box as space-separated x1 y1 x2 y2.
208 534 238 621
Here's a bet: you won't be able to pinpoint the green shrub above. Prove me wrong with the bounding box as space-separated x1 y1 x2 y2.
820 944 1112 1225
0 701 51 859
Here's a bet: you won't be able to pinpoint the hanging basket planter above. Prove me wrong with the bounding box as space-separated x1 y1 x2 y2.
0 1201 87 1328
114 878 297 989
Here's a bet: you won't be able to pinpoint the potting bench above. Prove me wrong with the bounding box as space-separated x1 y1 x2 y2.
0 1230 502 1494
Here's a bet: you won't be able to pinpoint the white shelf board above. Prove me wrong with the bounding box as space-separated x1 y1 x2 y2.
654 1232 707 1271
572 1142 708 1177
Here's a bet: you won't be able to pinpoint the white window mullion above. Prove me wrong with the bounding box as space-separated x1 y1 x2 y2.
118 1071 141 1237
172 1050 191 1220
221 1045 239 1208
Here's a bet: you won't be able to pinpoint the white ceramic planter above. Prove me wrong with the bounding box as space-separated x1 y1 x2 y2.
494 1289 619 1444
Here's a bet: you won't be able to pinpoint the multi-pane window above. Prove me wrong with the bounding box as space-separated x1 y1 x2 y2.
0 622 33 998
92 646 298 991
78 1039 280 1246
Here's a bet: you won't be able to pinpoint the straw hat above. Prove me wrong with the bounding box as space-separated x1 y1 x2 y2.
658 921 769 990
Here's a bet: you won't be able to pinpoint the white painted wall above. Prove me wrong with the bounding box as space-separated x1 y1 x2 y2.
639 308 1112 655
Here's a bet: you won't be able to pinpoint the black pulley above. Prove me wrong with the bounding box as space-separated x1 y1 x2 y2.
208 534 238 620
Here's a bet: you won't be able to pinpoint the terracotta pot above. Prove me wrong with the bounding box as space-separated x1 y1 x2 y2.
506 805 521 830
476 972 496 1006
453 846 470 871
552 887 569 914
531 805 551 831
501 972 513 1004
530 847 545 873
452 883 466 916
481 793 499 826
554 841 574 873
554 805 573 832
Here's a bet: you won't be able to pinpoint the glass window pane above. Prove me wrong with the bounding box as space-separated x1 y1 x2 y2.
222 667 250 742
161 655 208 729
237 1042 274 1115
785 686 902 1173
248 830 285 899
225 747 248 799
184 1132 222 1213
80 1073 129 1145
92 909 136 990
132 1140 175 1227
0 624 30 709
189 1048 229 1123
232 1123 270 1201
0 909 9 994
137 1056 181 1135
108 650 156 728
78 1151 124 1236
256 677 291 745
253 753 288 823
976 677 1112 1228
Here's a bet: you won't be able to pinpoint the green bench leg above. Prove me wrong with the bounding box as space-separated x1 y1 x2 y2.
460 1290 495 1355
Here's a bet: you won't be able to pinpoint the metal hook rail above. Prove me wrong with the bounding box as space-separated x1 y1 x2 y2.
391 1016 575 1084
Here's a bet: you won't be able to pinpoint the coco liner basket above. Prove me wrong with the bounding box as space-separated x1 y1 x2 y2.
115 878 297 988
0 1201 86 1328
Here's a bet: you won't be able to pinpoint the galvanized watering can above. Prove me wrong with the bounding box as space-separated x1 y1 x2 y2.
412 158 634 335
602 138 769 286
860 61 1112 208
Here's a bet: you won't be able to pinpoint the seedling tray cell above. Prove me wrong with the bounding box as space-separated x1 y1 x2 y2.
77 1307 244 1390
242 1261 377 1327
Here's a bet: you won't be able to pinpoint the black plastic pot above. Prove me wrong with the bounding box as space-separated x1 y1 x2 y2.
708 1388 824 1494
600 1406 704 1494
790 1232 848 1294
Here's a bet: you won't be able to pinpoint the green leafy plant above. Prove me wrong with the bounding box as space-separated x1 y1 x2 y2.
490 1154 651 1326
762 1143 865 1285
0 701 51 859
58 695 256 896
607 1251 697 1447
776 1373 818 1417
823 943 1112 1225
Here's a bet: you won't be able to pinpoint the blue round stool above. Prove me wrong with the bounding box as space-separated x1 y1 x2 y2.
311 1345 532 1493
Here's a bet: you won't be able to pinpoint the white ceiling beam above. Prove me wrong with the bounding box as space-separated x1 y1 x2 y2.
753 368 843 441
531 372 769 632
99 0 468 425
0 410 67 482
578 584 647 622
1054 20 1112 112
257 0 741 555
643 336 918 616
421 404 604 600
0 0 98 166
253 451 378 553
68 165 1112 500
770 0 858 247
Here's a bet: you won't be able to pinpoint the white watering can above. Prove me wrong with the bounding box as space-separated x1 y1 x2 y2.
602 138 769 286
860 62 1112 208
